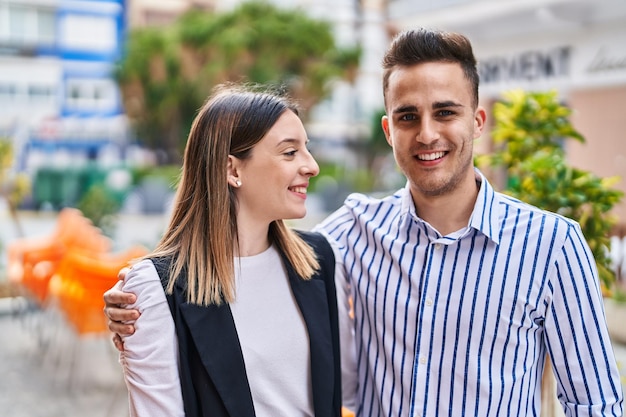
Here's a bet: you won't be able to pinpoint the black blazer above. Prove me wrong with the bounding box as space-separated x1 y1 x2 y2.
152 231 341 417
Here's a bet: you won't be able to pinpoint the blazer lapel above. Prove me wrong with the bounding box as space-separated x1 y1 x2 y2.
180 302 256 417
287 264 334 417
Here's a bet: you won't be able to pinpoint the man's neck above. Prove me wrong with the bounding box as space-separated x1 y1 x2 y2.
411 175 480 236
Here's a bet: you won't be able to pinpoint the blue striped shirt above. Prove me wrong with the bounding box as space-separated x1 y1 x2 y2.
315 170 624 417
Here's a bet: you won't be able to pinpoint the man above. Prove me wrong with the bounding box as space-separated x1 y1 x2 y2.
104 28 624 416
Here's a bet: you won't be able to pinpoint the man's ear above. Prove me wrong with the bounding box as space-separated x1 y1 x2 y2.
382 115 392 146
473 106 487 139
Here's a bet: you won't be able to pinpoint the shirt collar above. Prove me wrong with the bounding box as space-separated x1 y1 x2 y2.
469 169 501 245
398 168 502 245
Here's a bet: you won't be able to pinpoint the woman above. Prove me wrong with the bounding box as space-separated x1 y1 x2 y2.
117 83 350 417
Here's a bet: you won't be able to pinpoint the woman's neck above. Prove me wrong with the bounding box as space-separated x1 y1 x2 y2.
235 218 271 257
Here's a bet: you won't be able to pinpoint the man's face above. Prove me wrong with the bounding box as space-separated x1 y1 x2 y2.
382 62 485 200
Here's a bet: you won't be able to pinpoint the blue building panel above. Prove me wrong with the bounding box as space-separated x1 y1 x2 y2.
54 0 127 148
4 0 129 171
57 1 125 62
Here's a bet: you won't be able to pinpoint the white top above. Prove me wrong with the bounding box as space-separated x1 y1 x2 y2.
119 245 357 416
230 245 312 417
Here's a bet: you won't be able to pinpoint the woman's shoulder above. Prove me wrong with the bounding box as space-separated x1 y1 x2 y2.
294 230 335 281
295 229 325 244
295 230 332 256
122 259 168 309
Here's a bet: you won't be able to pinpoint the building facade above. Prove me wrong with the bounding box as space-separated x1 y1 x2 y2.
0 0 126 174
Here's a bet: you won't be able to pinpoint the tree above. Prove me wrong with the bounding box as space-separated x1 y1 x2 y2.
0 138 31 242
116 1 361 163
476 89 623 295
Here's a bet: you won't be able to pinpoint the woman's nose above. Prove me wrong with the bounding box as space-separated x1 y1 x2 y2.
302 151 320 177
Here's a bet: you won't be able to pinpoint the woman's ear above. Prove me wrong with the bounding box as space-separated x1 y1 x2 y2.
227 155 241 188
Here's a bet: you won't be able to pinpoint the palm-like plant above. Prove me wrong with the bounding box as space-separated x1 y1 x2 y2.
477 90 623 295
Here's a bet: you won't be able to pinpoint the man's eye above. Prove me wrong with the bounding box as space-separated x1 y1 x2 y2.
399 114 417 121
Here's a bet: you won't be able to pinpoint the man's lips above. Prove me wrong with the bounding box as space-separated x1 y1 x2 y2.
416 151 447 161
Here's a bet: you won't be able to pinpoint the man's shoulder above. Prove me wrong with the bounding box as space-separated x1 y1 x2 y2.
314 189 404 238
495 191 580 230
341 190 403 213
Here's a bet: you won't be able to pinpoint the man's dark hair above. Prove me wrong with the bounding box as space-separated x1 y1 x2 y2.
382 28 480 107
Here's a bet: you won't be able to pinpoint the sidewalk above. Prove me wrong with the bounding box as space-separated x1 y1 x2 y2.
0 210 168 417
0 297 129 417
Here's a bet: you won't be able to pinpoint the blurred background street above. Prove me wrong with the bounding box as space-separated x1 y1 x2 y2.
0 297 128 417
0 209 168 417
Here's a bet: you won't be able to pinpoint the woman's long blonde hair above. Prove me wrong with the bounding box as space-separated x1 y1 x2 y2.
150 83 319 306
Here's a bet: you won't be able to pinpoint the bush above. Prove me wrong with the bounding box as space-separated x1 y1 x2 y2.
477 90 623 294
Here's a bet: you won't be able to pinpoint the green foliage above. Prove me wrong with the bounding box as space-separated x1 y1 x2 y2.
613 287 626 303
77 184 121 237
367 108 391 156
0 138 31 255
0 139 31 206
116 1 361 163
115 27 198 160
477 90 623 294
357 108 405 192
311 162 375 194
129 164 181 189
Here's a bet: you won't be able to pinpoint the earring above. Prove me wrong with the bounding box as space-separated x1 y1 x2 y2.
235 179 242 187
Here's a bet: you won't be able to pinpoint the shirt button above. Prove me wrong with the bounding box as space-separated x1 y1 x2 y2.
425 298 433 306
434 243 442 250
419 356 427 364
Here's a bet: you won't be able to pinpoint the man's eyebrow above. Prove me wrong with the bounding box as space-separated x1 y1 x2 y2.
392 101 463 114
391 105 418 114
433 100 463 109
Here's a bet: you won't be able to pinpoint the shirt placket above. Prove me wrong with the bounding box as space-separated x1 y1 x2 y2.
409 236 447 417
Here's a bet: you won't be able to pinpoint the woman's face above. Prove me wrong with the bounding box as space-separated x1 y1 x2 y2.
232 110 319 225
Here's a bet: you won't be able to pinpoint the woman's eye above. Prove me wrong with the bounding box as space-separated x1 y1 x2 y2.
284 150 297 156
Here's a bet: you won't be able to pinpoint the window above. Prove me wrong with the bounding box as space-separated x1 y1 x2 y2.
0 82 56 104
29 84 55 102
38 9 56 46
65 78 117 112
59 14 117 53
0 83 17 99
0 3 56 48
